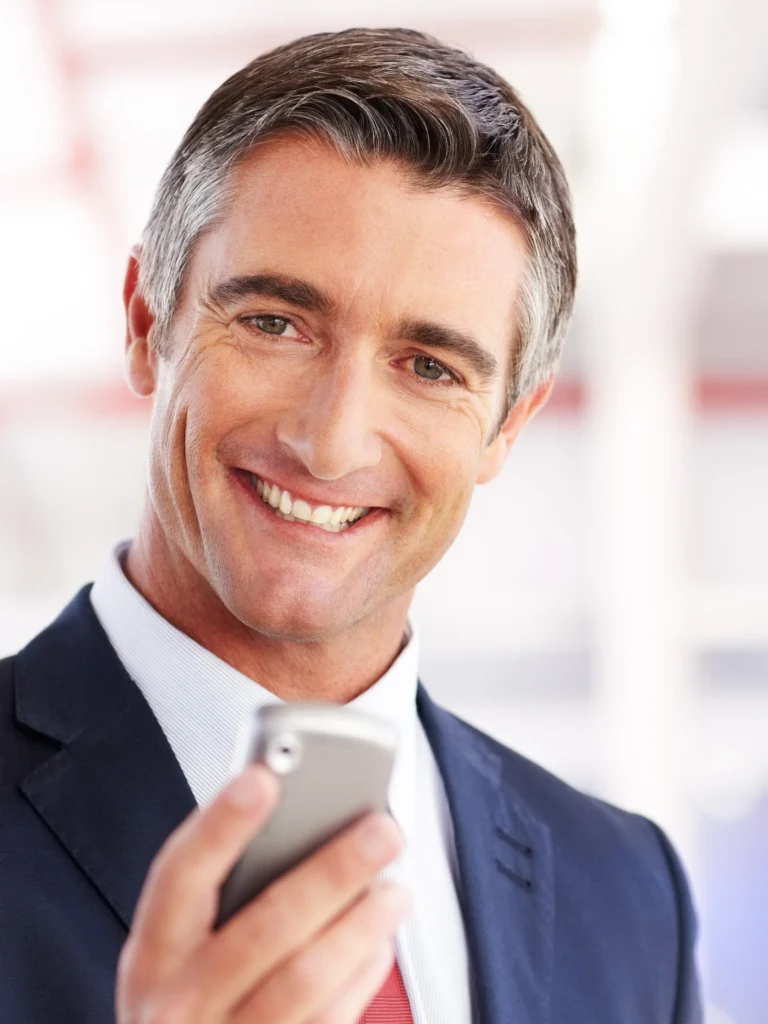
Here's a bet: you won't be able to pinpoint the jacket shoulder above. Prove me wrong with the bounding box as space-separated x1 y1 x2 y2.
450 707 667 855
443 707 702 1022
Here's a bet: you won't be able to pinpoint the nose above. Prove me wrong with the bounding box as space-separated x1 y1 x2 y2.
275 356 383 480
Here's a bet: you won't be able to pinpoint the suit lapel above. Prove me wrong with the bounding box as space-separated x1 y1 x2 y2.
14 586 555 1017
14 585 196 931
418 684 555 1024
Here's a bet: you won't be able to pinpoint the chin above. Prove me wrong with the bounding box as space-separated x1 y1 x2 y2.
245 605 353 644
221 575 361 643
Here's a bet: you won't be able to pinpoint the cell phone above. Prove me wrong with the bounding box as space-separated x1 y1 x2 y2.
215 702 399 928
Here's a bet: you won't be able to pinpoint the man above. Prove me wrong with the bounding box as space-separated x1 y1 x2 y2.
0 26 701 1024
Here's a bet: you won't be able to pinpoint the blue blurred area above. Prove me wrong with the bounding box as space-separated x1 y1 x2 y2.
702 793 768 1024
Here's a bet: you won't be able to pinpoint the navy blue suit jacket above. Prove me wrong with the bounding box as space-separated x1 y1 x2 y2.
1 585 702 1023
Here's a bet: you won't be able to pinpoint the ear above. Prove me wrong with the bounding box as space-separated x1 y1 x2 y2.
123 245 159 398
476 375 556 485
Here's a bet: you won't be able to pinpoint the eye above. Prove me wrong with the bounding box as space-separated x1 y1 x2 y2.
411 355 457 384
247 315 301 338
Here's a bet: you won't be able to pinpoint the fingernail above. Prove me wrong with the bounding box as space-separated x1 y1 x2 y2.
227 768 264 808
357 813 400 862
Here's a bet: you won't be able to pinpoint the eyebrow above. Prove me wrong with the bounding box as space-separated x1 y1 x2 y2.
208 274 336 317
208 273 499 384
394 318 499 385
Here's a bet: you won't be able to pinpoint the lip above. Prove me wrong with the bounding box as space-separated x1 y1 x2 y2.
234 467 383 513
231 468 388 545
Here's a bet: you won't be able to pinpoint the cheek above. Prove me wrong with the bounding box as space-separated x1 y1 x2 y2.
387 461 473 594
148 359 221 503
197 342 296 429
177 347 265 457
407 427 479 541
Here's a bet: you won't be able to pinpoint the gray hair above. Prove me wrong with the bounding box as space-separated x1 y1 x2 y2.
139 27 577 420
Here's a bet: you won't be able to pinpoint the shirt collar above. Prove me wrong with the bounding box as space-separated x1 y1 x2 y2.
89 540 420 839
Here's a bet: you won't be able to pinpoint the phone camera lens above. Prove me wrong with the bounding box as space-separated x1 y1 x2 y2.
265 732 303 774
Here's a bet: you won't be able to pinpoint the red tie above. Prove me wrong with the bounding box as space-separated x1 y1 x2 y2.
359 958 414 1022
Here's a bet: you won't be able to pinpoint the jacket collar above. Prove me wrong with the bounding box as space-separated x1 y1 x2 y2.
15 584 554 1024
418 686 555 1024
15 584 197 930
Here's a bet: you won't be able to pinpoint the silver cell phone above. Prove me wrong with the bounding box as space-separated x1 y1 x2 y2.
215 702 398 928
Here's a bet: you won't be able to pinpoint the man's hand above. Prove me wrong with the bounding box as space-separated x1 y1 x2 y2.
116 765 411 1023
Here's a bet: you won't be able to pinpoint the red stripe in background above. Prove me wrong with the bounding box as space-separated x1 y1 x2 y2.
1 378 767 425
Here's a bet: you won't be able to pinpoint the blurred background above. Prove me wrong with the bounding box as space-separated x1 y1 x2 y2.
1 0 766 1020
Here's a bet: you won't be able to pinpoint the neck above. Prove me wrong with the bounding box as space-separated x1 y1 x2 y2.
123 508 413 704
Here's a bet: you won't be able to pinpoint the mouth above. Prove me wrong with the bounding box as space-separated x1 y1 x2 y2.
235 470 378 535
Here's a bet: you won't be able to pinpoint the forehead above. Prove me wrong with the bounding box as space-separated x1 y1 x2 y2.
190 134 529 337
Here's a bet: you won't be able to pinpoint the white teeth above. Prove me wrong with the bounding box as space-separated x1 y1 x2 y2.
248 475 372 533
292 499 312 522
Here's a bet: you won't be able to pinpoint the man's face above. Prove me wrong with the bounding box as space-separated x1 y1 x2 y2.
133 134 536 641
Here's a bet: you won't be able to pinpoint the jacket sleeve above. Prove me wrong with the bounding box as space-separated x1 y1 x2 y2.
647 820 705 1024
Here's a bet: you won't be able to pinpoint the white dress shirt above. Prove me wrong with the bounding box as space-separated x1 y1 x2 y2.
90 540 471 1023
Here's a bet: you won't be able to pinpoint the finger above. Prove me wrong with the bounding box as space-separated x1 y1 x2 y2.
127 765 279 980
306 943 397 1024
182 810 404 1014
230 880 411 1024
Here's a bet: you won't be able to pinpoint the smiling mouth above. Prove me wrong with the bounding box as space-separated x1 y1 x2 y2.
245 473 373 534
